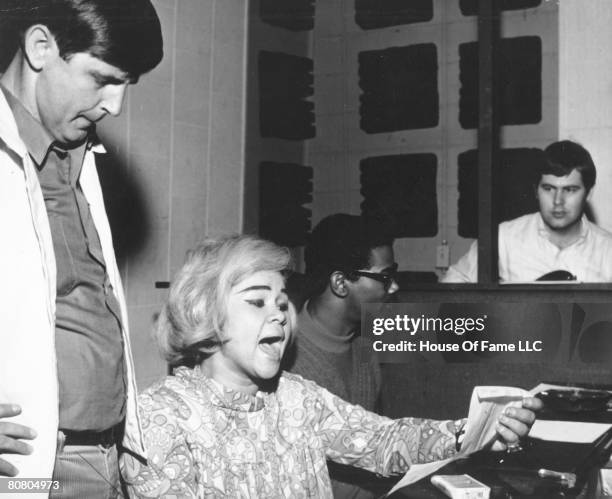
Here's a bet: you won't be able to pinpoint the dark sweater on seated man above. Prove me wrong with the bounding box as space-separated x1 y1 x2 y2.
287 214 399 499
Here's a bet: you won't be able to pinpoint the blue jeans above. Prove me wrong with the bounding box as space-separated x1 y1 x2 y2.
50 432 123 499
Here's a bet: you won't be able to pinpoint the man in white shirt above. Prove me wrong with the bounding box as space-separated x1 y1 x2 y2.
443 140 612 283
0 1 163 496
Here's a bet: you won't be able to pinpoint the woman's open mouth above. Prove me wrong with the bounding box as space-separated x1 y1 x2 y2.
258 333 285 359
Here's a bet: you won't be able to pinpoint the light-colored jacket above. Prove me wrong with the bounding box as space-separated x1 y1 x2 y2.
0 90 145 491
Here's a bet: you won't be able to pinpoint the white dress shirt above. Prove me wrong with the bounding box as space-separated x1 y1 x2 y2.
442 213 612 283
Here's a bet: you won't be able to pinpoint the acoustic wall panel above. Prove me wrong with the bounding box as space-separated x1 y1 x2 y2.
259 51 315 140
260 0 315 31
259 161 313 247
460 0 542 16
355 0 433 30
459 36 542 129
457 147 544 238
361 153 438 238
359 44 439 133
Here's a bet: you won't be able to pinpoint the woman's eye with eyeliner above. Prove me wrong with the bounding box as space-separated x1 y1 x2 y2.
246 299 265 308
90 73 105 87
279 302 289 312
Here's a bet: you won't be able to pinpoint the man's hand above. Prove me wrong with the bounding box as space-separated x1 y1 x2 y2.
0 404 36 477
491 397 543 452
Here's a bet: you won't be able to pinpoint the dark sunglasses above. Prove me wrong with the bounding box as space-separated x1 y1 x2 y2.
352 263 399 292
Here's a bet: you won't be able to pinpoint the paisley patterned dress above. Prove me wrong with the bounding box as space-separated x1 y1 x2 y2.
122 366 463 498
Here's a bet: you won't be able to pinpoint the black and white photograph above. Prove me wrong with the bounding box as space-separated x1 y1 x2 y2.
1 0 612 497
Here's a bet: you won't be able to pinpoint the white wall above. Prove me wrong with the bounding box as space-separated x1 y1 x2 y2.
243 0 311 238
559 0 612 231
98 0 249 387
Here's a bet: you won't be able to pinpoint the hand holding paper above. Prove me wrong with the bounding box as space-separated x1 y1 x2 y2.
462 386 541 453
492 400 541 451
387 386 541 495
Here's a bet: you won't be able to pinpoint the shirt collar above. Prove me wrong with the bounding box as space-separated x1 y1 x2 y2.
0 83 94 167
181 366 266 412
0 83 54 166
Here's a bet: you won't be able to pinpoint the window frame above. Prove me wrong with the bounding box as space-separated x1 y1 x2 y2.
425 0 612 293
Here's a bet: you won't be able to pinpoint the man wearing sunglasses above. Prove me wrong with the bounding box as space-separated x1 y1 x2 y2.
287 213 398 499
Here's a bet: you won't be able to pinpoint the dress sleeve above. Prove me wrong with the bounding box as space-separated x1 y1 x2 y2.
121 389 198 498
311 382 465 476
441 240 478 283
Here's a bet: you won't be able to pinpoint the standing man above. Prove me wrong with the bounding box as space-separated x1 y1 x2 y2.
288 214 399 498
443 140 612 283
0 1 163 496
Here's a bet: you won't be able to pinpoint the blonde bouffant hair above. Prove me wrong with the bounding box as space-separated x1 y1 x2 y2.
155 234 292 366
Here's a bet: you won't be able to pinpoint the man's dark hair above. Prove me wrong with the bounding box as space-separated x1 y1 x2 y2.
0 0 163 78
304 214 393 296
538 140 596 192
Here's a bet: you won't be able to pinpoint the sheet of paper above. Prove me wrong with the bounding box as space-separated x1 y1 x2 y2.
529 419 612 443
385 457 459 495
387 386 529 495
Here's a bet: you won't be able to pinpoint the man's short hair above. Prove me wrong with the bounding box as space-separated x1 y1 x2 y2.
0 0 163 78
304 214 393 294
538 140 596 192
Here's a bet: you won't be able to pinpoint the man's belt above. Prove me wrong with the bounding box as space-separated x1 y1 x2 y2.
61 422 123 448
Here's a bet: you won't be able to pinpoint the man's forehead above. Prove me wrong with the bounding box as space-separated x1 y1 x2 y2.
539 169 584 187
